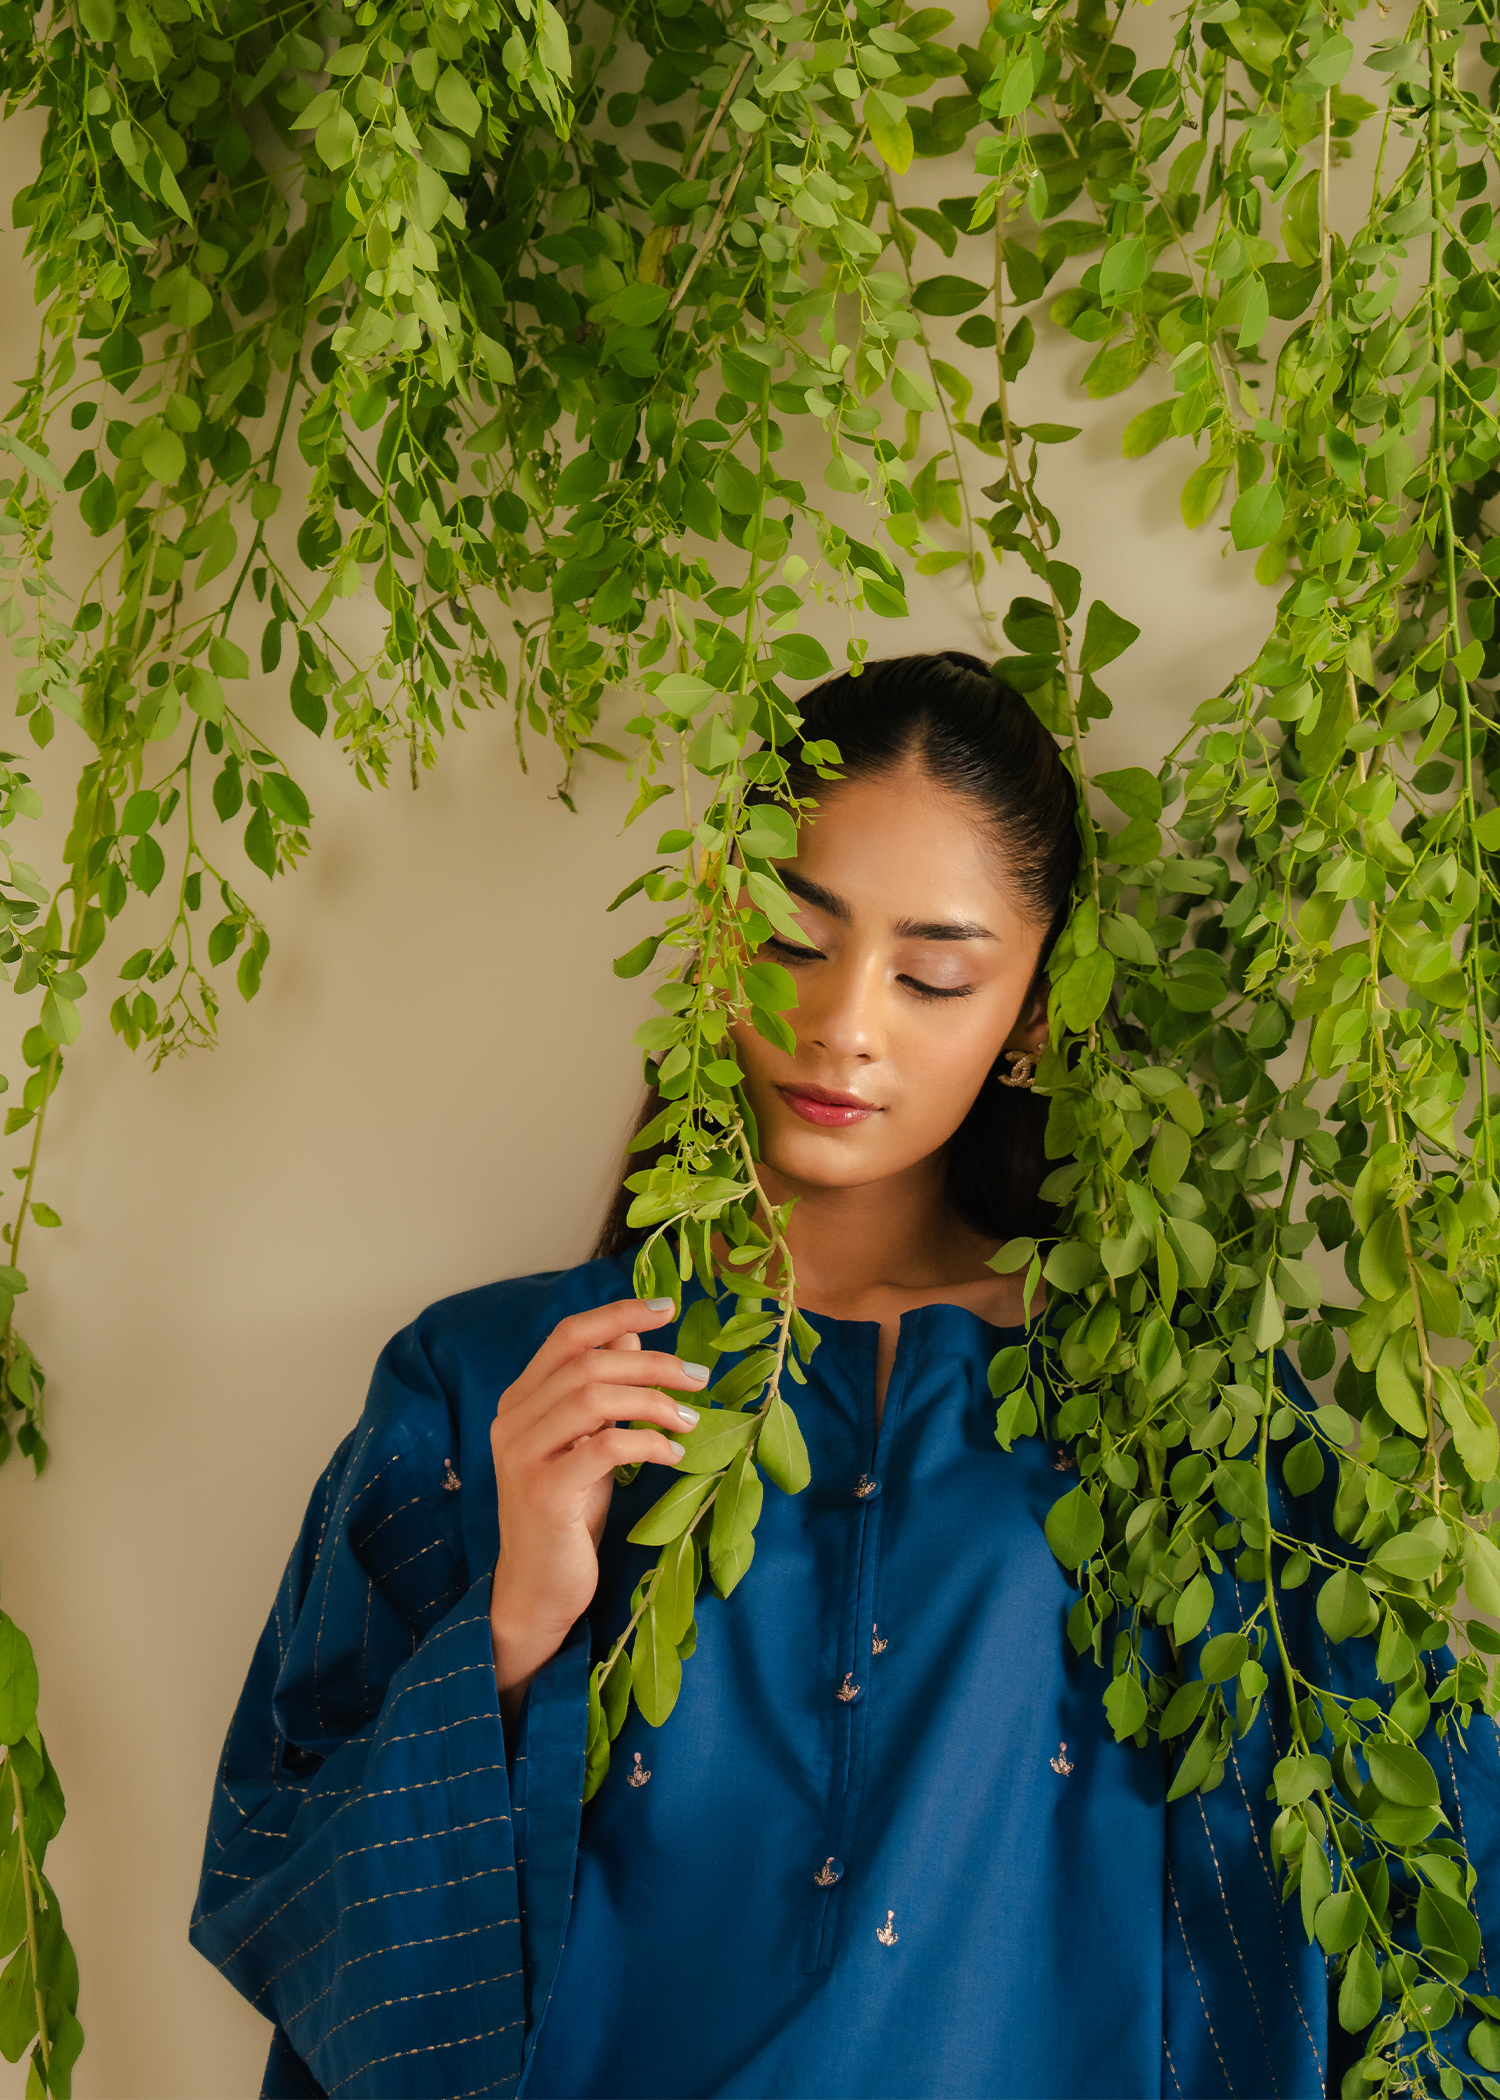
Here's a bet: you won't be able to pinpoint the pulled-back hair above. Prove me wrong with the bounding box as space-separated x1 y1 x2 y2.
592 650 1080 1259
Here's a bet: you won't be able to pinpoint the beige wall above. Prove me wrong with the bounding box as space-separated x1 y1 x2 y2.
0 88 1281 2099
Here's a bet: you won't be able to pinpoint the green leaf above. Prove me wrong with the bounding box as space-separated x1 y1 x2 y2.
1198 1632 1248 1683
1369 1527 1446 1584
1103 1672 1147 1740
1094 766 1159 820
1056 948 1115 1031
187 670 225 725
757 1394 810 1494
40 991 80 1047
1418 1885 1483 1975
1079 602 1141 675
244 808 276 879
1121 399 1175 458
627 1473 716 1545
1045 1485 1103 1568
631 1601 682 1725
435 66 482 134
1180 459 1230 530
1098 237 1148 299
1464 1529 1500 1616
1314 1888 1368 1957
1300 1838 1332 1943
129 834 165 898
1230 481 1284 551
1246 1275 1284 1351
1283 1439 1324 1497
866 96 914 173
1469 2021 1500 2073
610 283 671 329
674 1408 757 1474
0 1615 38 1743
260 775 311 827
1166 1710 1223 1801
209 635 249 681
1173 1572 1215 1644
911 275 988 316
1224 5 1287 71
1316 1568 1377 1644
709 1446 763 1596
769 635 833 684
614 935 661 980
1338 1940 1381 2034
582 1667 610 1799
1273 1752 1332 1804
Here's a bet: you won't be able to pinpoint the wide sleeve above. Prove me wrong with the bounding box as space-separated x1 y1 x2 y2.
189 1318 579 2100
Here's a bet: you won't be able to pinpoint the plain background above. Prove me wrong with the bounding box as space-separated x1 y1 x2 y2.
0 63 1287 2095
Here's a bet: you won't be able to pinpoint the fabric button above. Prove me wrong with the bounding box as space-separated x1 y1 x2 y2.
852 1474 881 1500
813 1857 844 1887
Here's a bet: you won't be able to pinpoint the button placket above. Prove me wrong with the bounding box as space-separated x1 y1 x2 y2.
805 1320 906 1974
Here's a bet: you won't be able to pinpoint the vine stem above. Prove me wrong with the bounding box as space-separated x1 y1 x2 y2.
666 136 756 318
989 217 1090 848
10 1757 49 2075
884 189 994 637
1423 3 1495 1176
1255 1357 1440 2061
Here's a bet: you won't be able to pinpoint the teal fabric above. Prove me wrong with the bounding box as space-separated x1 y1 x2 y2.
191 1253 1500 2098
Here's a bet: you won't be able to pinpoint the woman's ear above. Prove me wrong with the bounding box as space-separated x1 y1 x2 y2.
1002 972 1049 1055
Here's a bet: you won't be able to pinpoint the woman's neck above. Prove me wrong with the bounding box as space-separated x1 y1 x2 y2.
758 1152 995 1316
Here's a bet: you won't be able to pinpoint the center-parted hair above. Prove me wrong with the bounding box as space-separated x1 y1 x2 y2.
592 650 1080 1259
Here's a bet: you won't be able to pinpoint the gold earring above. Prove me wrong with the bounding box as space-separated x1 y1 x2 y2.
996 1048 1038 1090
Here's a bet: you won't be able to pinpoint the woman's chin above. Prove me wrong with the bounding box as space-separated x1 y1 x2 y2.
756 1122 898 1195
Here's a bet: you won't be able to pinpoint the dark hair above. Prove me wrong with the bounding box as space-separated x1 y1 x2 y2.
592 650 1080 1259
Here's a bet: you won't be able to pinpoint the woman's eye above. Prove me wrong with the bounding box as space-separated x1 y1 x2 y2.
766 937 822 964
899 975 974 1002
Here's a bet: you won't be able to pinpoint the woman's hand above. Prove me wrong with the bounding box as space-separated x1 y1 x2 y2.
488 1296 708 1720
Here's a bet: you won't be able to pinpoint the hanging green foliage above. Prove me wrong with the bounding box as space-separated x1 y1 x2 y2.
1 0 1499 2083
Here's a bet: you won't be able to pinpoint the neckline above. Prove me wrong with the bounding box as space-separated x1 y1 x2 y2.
795 1299 1026 1344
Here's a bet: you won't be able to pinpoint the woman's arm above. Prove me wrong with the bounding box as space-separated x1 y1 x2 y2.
190 1334 523 2099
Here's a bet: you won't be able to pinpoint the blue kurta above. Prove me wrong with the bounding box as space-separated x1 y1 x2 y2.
190 1253 1500 2098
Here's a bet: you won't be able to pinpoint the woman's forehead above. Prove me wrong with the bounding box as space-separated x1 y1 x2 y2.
787 775 1030 929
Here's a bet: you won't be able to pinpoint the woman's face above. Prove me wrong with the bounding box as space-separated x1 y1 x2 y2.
730 763 1051 1200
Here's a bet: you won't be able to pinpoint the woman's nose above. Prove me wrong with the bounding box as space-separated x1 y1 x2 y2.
801 955 884 1062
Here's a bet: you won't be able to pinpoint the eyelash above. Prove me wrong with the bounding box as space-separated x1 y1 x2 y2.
764 936 975 1003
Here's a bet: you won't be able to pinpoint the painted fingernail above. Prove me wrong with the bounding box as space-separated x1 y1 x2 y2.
676 1404 700 1427
645 1297 675 1313
665 1439 685 1459
681 1361 710 1383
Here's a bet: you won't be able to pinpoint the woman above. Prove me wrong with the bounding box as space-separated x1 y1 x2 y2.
191 653 1500 2099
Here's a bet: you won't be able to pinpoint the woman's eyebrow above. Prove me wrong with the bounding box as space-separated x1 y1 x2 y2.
780 869 850 922
893 915 996 943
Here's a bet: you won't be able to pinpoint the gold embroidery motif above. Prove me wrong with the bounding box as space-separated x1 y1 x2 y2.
1050 1741 1074 1775
871 1624 888 1655
835 1674 861 1703
814 1858 839 1887
853 1474 878 1499
1052 1449 1076 1472
442 1459 461 1492
876 1909 899 1946
628 1752 651 1788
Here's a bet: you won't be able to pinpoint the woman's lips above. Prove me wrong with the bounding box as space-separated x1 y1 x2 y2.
776 1084 880 1128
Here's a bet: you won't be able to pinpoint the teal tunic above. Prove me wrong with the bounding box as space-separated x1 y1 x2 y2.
190 1253 1500 2097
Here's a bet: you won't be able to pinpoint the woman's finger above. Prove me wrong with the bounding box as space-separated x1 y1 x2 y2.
497 1344 709 1436
506 1380 704 1465
550 1424 685 1488
502 1297 676 1404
